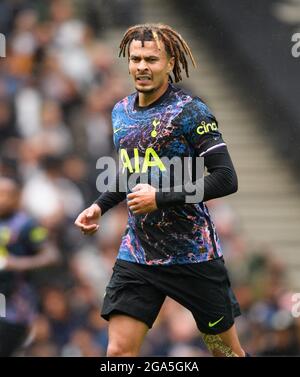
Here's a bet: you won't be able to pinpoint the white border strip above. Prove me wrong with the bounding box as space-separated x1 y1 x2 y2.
199 143 227 157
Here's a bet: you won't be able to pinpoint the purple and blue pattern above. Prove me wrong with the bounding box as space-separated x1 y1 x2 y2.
113 84 224 265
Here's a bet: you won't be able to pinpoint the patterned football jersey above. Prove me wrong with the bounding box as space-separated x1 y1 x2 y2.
112 84 226 265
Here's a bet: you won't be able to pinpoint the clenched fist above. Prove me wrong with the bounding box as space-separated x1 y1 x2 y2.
127 184 158 215
74 203 101 235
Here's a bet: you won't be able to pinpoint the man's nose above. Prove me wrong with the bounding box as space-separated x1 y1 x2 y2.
137 59 148 71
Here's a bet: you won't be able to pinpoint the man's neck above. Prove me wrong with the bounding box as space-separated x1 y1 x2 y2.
138 82 169 107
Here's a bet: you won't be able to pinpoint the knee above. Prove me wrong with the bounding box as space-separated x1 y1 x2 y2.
107 342 138 357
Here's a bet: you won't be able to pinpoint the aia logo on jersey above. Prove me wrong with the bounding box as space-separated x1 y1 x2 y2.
120 147 166 173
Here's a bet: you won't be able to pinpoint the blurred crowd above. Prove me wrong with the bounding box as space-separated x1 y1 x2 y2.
0 0 299 357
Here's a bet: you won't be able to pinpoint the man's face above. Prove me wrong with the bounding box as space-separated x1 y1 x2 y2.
129 39 174 94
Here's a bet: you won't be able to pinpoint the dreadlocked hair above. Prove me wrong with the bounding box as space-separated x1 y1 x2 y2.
119 23 196 83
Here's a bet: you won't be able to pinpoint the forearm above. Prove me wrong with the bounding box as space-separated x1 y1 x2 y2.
156 146 238 208
6 245 59 271
201 165 238 202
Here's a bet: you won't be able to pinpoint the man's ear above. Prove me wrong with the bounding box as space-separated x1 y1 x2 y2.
168 56 175 73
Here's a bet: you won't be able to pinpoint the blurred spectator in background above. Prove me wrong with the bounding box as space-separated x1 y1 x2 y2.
0 177 59 356
22 155 84 228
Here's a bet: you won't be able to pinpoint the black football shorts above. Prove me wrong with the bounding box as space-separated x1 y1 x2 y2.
101 257 241 335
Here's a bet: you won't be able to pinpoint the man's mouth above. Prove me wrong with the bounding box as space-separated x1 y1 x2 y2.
136 75 152 83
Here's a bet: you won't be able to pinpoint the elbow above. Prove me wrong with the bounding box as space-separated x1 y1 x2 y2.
229 171 238 194
230 182 238 195
222 169 238 196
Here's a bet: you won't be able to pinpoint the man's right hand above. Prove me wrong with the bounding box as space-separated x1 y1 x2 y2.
74 203 101 235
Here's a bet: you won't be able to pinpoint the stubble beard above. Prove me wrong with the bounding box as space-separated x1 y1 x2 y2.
135 84 156 94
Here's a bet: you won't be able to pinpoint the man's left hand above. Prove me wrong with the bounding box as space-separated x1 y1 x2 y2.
127 184 158 215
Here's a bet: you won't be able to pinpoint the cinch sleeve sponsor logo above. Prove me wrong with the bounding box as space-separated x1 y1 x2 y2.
196 121 218 135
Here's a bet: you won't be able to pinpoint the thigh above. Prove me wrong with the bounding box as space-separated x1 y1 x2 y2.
101 260 166 329
107 313 149 356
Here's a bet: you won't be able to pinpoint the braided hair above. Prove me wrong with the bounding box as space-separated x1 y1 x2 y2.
119 23 196 82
